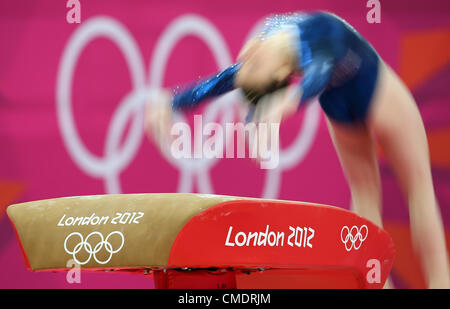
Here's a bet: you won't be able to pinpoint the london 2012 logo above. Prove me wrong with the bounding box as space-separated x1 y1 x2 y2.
64 231 125 265
340 225 368 251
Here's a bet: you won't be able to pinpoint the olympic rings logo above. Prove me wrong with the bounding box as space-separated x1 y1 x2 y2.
64 231 125 265
340 225 368 251
56 14 321 198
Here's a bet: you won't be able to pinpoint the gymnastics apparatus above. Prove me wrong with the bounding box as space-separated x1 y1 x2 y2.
8 193 394 288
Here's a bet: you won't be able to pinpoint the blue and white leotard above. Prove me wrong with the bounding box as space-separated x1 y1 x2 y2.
171 11 380 124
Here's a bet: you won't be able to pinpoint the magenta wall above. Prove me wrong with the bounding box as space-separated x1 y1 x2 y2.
0 0 449 288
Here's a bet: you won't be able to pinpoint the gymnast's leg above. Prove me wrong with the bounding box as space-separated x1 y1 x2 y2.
367 62 450 289
324 116 395 288
325 119 383 227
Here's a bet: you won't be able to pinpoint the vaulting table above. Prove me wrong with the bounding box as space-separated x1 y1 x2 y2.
7 193 395 289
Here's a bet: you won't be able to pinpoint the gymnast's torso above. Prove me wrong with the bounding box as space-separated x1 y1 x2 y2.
171 11 381 124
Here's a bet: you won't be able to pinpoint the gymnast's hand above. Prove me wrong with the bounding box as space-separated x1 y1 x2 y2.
249 84 302 162
145 89 174 156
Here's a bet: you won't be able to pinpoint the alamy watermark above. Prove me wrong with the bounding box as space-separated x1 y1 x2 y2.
366 258 381 284
66 0 81 24
66 259 82 284
169 115 280 170
66 1 381 25
366 0 381 24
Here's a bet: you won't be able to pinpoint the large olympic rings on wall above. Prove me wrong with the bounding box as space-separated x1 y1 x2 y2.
56 14 321 198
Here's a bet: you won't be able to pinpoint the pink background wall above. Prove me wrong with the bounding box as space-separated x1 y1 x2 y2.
0 0 449 288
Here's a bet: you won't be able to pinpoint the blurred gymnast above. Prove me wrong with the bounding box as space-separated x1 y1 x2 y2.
145 11 450 288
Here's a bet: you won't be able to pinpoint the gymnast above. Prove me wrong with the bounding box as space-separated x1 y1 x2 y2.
145 11 450 288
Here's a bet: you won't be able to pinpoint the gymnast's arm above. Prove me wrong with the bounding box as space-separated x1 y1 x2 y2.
171 63 242 110
145 63 241 150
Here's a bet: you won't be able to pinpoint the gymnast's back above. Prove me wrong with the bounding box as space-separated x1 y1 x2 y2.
268 11 379 69
275 11 381 122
